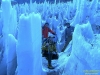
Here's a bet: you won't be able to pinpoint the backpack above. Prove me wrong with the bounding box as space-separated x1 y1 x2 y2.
42 38 59 60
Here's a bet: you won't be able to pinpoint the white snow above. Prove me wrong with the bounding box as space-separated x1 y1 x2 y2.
57 21 100 75
16 13 42 75
7 34 17 75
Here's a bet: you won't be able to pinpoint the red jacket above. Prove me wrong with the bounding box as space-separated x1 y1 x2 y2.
42 26 55 38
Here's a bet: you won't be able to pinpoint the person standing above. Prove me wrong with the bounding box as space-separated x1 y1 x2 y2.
42 22 56 69
62 23 74 52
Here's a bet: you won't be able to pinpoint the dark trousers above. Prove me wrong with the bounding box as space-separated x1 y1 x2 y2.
47 52 52 66
43 51 52 66
42 38 52 66
62 35 72 52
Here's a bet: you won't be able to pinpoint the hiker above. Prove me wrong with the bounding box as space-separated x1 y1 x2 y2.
42 22 57 69
62 23 74 52
42 22 55 40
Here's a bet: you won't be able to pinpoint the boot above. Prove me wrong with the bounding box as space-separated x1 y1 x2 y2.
48 64 54 69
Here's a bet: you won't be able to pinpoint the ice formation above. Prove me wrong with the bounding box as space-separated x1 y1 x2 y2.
16 13 42 75
0 0 100 75
7 34 17 75
59 22 100 75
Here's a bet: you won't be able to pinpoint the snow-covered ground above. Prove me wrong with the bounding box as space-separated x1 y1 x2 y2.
42 33 100 75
